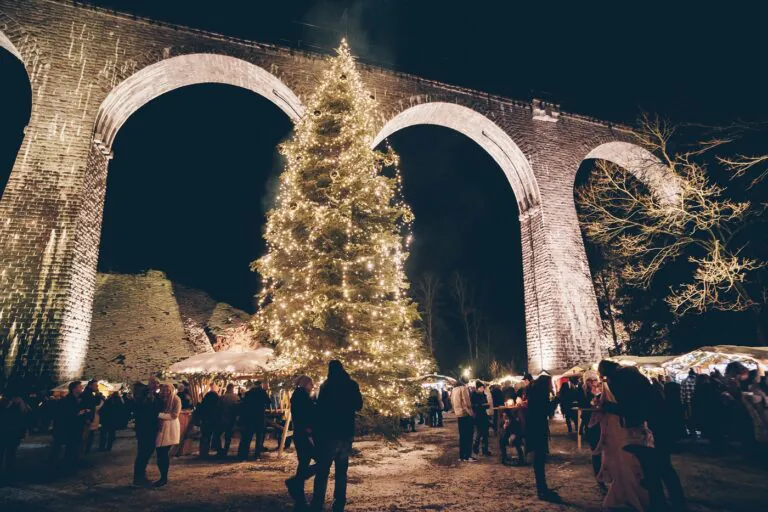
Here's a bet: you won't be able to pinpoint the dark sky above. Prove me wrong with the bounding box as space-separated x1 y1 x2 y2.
0 1 765 373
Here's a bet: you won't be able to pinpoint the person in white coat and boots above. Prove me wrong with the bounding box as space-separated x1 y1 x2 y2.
155 383 181 488
450 377 476 462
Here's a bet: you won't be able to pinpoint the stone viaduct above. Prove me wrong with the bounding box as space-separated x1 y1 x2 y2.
0 0 674 387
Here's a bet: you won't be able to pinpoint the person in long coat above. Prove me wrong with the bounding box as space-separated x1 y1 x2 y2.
195 385 222 458
525 375 560 502
154 383 181 487
237 381 271 460
0 393 30 475
309 361 363 512
285 375 317 508
132 382 161 486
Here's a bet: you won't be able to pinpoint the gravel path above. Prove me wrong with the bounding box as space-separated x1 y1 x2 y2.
2 415 766 511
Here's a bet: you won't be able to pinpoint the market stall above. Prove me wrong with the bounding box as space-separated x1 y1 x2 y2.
168 347 293 457
662 345 768 381
51 379 117 397
607 355 675 379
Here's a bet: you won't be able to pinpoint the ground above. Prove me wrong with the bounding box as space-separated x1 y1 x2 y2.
2 415 766 511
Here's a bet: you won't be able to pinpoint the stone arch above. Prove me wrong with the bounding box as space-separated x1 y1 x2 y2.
93 53 305 151
372 102 541 213
61 53 306 381
372 102 555 371
583 141 680 203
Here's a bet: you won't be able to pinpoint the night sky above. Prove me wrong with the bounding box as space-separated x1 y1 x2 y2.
0 1 765 373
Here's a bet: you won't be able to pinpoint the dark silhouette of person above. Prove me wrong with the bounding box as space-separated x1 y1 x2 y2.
309 361 363 512
237 381 271 460
598 360 686 511
195 384 222 458
525 375 560 502
217 383 240 458
132 381 161 486
0 392 30 475
99 391 126 451
472 382 492 456
49 381 89 467
285 375 318 508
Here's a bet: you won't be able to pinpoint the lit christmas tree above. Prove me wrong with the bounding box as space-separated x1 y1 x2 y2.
253 41 434 418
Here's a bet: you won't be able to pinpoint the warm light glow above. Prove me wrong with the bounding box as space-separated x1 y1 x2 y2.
251 41 434 417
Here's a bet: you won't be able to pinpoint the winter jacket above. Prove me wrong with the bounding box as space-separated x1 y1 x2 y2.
194 391 222 428
471 390 490 424
219 392 240 428
450 385 473 418
239 387 271 428
156 395 182 447
134 390 161 441
315 367 363 440
290 386 316 434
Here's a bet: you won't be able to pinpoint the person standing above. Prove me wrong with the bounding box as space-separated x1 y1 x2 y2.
217 383 240 458
286 376 317 509
472 382 492 456
177 383 193 411
81 380 105 454
526 375 560 502
0 393 30 476
309 361 363 512
195 384 222 458
681 369 697 436
99 391 125 452
50 381 89 467
154 383 181 488
132 382 160 487
450 377 476 462
237 381 271 460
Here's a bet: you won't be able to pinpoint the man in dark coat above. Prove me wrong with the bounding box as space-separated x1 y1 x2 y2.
471 383 492 456
309 361 363 512
0 392 30 475
237 381 271 460
525 375 560 502
217 383 240 458
132 382 161 486
49 381 88 467
285 375 317 508
196 384 222 458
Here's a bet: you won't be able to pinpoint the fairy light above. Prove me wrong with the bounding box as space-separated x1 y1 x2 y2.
252 41 434 417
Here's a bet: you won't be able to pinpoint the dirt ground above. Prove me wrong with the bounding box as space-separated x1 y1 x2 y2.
2 415 767 511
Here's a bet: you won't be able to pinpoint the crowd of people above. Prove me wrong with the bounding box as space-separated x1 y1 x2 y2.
2 358 768 510
442 360 768 509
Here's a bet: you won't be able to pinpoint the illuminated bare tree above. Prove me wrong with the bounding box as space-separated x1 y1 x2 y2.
577 117 766 324
414 272 442 356
451 272 475 360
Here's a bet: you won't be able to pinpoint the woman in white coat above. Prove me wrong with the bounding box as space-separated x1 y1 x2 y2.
155 383 181 487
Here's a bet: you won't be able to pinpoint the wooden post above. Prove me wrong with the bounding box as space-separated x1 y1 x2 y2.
576 408 582 450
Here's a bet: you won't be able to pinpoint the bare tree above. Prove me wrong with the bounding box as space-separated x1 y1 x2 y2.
576 117 766 339
415 272 442 356
452 272 474 362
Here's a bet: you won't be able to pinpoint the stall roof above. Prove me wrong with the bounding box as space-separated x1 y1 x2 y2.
168 347 283 375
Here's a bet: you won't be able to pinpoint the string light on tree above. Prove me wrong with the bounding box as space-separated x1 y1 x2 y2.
252 40 434 418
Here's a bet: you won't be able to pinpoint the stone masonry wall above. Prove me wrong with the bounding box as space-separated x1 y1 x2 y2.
85 271 195 383
0 0 666 386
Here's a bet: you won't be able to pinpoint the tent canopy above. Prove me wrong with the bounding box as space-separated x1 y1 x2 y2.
168 347 282 376
662 345 768 378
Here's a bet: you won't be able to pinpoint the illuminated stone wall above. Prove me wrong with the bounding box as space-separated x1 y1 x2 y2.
85 271 195 383
0 0 675 386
